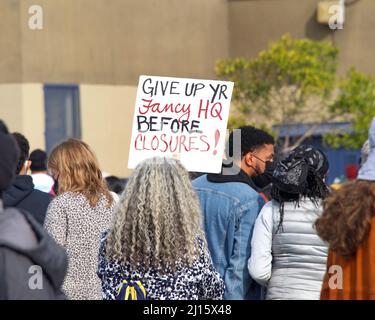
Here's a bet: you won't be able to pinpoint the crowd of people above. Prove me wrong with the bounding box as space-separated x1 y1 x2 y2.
0 116 375 300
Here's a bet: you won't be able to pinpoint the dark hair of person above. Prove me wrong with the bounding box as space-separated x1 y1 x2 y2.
0 120 9 134
189 172 205 181
29 149 48 172
105 176 125 195
315 180 375 257
12 132 30 174
227 125 275 158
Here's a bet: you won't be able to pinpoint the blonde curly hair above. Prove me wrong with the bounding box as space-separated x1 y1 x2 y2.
106 157 206 271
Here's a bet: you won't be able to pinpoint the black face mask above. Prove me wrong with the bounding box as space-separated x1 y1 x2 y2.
252 160 276 190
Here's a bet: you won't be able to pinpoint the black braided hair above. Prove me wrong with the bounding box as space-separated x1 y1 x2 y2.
271 188 300 233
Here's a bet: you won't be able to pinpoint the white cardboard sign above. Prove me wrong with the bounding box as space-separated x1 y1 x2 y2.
128 75 233 173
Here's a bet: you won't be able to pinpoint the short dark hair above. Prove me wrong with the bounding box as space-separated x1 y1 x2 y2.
227 125 275 158
29 149 48 171
105 176 125 195
0 120 9 134
12 132 30 174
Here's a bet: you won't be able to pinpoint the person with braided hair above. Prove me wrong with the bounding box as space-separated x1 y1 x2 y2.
248 145 330 300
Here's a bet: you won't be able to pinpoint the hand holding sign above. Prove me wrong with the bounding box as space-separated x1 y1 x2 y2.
128 75 234 173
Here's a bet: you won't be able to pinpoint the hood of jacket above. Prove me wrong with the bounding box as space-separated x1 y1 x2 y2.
0 204 67 290
3 175 35 207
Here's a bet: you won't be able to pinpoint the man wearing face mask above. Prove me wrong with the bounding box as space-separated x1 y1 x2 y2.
251 151 277 202
193 125 275 300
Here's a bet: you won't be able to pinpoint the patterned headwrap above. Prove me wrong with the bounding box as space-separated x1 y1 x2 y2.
271 145 330 232
272 145 329 195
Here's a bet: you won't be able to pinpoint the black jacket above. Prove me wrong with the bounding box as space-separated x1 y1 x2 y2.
0 205 67 300
3 175 52 225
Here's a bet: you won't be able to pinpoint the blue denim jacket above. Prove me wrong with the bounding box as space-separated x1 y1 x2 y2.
193 174 265 300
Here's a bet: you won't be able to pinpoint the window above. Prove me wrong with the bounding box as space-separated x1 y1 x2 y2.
44 84 81 153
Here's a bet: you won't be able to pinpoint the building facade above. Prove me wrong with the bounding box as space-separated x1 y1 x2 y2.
0 0 372 176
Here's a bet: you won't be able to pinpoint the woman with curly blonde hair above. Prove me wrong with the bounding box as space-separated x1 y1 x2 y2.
317 117 375 300
44 139 115 300
98 157 224 300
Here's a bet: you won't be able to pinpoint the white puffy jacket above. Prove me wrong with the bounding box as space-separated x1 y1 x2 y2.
248 199 328 300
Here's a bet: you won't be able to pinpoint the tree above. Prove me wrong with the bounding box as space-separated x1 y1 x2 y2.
216 33 341 153
325 69 375 149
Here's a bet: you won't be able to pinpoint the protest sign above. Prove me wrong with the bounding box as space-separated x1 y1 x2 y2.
128 75 234 173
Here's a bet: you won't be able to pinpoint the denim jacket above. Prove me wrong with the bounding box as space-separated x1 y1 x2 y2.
193 170 265 300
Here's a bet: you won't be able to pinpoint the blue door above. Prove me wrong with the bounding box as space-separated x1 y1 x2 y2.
44 85 81 153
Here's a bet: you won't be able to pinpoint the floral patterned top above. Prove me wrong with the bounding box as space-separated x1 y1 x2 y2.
97 232 225 300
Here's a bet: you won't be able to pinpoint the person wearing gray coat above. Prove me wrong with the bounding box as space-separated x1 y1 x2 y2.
248 145 330 300
0 127 67 300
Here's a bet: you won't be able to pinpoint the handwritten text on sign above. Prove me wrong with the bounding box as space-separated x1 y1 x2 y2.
128 76 233 173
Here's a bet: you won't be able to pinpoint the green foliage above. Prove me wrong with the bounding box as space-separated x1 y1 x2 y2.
226 114 248 130
325 69 375 149
216 34 339 128
227 115 276 139
217 33 375 151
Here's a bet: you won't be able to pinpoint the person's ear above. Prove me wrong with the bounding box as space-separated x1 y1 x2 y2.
243 152 253 167
24 160 31 173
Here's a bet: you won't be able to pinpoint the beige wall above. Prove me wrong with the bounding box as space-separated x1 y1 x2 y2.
228 0 375 75
229 0 323 57
0 83 45 151
331 0 375 75
80 84 137 177
0 1 22 83
1 83 136 177
21 84 45 151
0 84 23 133
15 0 229 86
2 0 375 85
